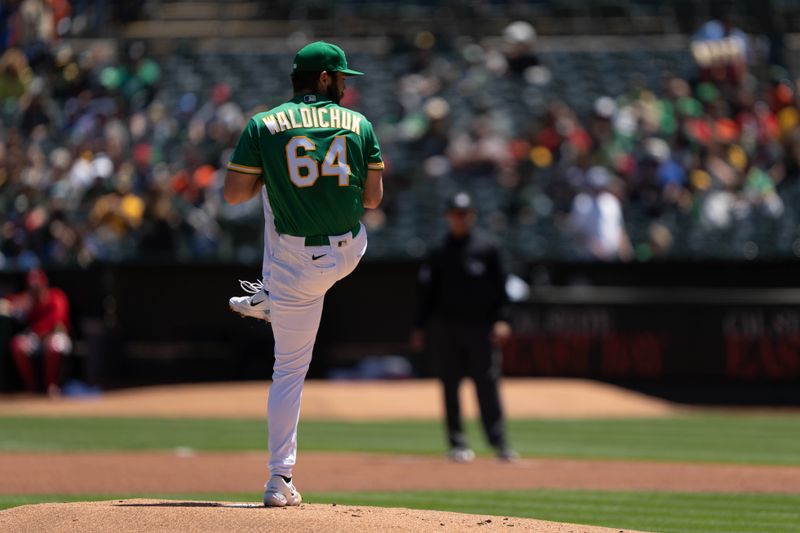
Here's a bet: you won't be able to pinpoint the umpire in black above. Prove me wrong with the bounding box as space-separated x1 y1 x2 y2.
410 191 517 462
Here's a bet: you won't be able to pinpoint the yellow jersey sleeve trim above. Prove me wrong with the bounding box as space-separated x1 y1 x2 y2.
367 162 385 170
227 162 262 175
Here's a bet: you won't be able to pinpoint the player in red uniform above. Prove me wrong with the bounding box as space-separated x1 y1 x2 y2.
1 269 71 396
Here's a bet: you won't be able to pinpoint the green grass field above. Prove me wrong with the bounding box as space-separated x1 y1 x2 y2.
1 414 799 464
2 413 800 532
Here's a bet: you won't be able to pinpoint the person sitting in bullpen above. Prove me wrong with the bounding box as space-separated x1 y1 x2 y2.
410 191 517 462
0 269 71 396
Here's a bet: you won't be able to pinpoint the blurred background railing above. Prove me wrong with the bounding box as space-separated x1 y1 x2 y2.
3 261 799 404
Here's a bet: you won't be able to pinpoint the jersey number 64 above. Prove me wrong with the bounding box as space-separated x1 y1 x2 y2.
286 136 350 188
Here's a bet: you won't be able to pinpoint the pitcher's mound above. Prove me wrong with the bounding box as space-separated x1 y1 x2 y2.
1 499 638 532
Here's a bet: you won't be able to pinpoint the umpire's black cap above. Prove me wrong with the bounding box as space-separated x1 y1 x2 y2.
446 191 473 211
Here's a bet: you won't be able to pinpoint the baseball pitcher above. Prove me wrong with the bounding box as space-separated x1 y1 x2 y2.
223 41 384 507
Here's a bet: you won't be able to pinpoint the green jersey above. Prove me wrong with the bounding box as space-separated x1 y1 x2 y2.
227 93 384 238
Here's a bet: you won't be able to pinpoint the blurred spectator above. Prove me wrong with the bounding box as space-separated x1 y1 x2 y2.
0 268 71 395
138 189 180 254
647 222 674 260
18 0 54 46
18 77 55 135
568 167 633 261
501 21 541 77
0 48 30 101
691 16 749 85
447 115 513 177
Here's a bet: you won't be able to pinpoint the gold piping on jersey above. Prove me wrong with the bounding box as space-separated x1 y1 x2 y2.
227 162 262 174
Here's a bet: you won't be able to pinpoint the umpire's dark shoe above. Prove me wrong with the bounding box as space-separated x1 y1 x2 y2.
496 447 519 462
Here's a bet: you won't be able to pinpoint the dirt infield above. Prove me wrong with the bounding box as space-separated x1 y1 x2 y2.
0 499 637 533
0 378 676 419
3 452 800 495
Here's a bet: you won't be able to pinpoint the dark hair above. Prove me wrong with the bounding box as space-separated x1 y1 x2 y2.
291 71 323 93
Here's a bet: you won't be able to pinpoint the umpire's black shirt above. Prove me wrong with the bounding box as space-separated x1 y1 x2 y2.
415 229 509 326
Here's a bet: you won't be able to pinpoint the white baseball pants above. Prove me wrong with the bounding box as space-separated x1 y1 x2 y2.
267 223 367 478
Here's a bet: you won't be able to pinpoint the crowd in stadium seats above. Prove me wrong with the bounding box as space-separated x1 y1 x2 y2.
1 8 799 267
384 20 799 261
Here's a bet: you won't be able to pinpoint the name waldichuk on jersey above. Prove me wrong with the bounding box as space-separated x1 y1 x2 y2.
262 107 362 135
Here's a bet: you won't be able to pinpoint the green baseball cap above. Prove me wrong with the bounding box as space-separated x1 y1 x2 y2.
292 41 364 76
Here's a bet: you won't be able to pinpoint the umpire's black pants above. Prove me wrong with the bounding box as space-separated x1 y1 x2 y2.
430 317 507 449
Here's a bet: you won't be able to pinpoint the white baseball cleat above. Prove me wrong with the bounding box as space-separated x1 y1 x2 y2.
447 446 476 463
229 280 270 322
263 475 302 507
